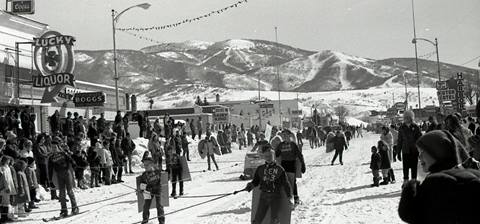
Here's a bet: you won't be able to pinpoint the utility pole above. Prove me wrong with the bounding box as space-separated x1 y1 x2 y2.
411 0 421 109
275 27 281 127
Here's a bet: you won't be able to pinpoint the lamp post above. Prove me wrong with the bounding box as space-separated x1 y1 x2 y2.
412 37 441 81
410 0 421 109
112 3 151 112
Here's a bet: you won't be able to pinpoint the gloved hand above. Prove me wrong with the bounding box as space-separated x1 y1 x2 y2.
246 182 253 192
301 163 306 174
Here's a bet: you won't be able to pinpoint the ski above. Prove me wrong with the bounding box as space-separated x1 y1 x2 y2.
42 210 89 222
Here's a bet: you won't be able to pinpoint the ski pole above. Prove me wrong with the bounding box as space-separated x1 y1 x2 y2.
233 187 247 195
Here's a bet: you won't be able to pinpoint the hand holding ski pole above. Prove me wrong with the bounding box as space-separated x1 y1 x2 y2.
233 188 247 195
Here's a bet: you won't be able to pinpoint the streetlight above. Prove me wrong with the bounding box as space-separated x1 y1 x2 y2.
411 37 441 81
112 3 151 111
410 0 421 109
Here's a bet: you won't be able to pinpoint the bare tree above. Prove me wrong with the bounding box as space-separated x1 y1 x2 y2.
464 81 474 105
334 105 349 122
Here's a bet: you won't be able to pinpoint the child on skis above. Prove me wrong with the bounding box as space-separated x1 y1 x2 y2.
139 158 165 224
246 145 292 224
369 146 382 187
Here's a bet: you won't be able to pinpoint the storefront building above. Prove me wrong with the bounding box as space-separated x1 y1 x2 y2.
0 10 129 133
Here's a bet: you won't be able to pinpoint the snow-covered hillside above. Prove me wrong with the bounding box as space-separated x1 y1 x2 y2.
73 39 478 95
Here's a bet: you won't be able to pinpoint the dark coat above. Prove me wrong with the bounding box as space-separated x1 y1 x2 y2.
399 168 480 224
397 123 422 155
378 148 391 169
121 138 135 156
332 136 348 151
370 152 381 170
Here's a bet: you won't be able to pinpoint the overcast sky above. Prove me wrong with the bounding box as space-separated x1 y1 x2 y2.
27 0 480 68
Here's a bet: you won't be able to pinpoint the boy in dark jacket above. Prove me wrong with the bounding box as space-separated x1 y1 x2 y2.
369 146 381 187
139 158 165 224
246 146 292 224
71 146 89 189
48 138 78 217
121 133 135 174
25 157 39 209
167 149 183 198
87 146 101 188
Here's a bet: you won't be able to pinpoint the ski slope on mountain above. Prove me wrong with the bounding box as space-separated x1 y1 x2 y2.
18 132 410 224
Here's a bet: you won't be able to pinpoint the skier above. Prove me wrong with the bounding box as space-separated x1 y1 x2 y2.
275 130 306 205
48 137 79 217
246 146 292 224
251 133 269 153
139 158 165 224
166 149 183 198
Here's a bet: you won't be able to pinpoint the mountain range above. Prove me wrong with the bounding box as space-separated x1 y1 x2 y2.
73 39 479 98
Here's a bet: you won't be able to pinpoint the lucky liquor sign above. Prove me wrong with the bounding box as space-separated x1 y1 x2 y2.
32 31 76 103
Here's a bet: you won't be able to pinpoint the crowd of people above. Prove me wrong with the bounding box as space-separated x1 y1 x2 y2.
0 109 138 222
363 110 480 223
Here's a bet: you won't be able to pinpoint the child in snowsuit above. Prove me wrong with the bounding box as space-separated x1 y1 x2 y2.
72 147 89 189
139 158 165 224
369 146 382 187
14 159 30 216
167 151 183 198
246 146 292 224
87 146 101 188
25 157 39 209
0 156 16 222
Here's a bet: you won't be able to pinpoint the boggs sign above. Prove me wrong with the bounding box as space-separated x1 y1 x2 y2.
73 92 106 107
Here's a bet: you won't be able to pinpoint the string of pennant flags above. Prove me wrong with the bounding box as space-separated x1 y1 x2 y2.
418 50 436 59
116 0 248 32
121 30 165 44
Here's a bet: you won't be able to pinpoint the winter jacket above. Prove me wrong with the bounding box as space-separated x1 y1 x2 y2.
390 128 399 145
370 152 381 170
121 138 136 156
95 146 107 165
274 141 305 173
4 142 20 159
105 149 113 167
63 117 74 136
49 115 60 134
87 125 98 140
166 152 182 170
139 170 163 195
397 123 422 155
87 148 101 169
97 118 106 133
72 151 89 169
148 139 163 163
246 162 292 197
399 168 480 224
332 136 348 151
14 160 30 203
0 165 16 206
25 166 38 189
33 144 49 165
48 151 76 179
379 147 391 169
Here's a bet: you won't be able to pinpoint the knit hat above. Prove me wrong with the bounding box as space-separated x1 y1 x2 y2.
416 130 470 172
404 110 415 119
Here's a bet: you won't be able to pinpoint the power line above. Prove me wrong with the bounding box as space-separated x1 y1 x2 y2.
460 55 480 66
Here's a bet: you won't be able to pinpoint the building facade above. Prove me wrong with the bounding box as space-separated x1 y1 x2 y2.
0 10 128 133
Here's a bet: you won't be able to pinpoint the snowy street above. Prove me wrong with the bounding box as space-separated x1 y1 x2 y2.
21 132 405 224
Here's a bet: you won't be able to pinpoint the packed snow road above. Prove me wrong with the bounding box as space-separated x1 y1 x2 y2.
22 132 404 224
